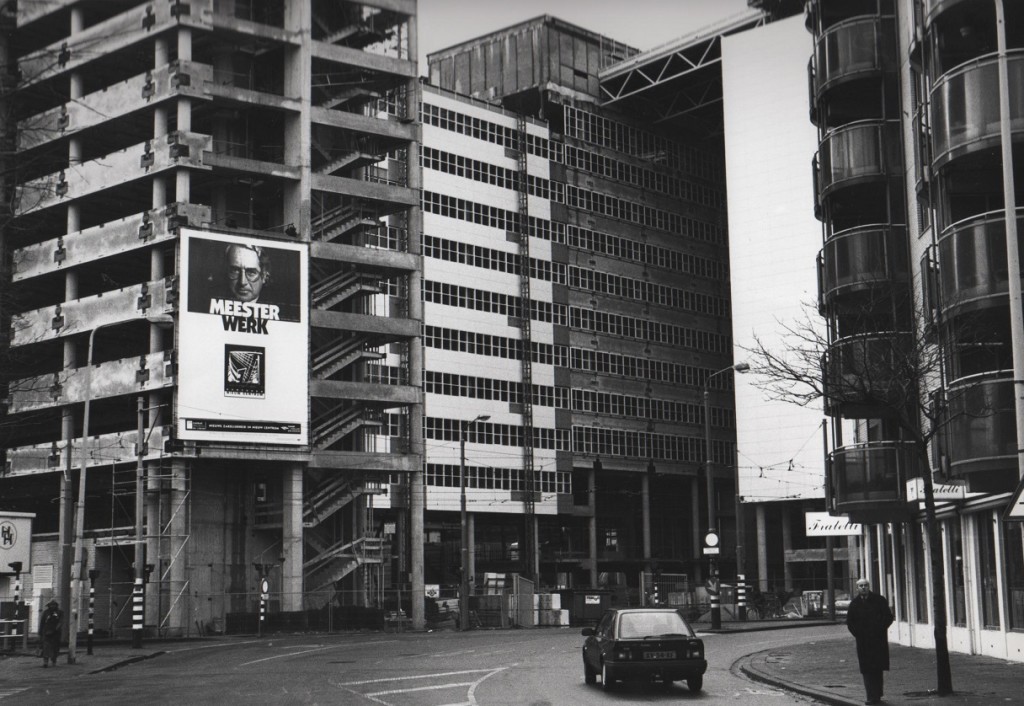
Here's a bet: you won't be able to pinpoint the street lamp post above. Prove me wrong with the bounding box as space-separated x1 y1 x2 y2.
67 323 105 664
69 314 173 663
703 362 749 630
460 414 490 631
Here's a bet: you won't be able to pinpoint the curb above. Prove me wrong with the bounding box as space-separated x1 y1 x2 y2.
89 651 166 675
735 651 860 706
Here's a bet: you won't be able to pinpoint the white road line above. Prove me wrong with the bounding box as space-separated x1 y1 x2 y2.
239 639 398 666
467 667 507 706
0 688 28 701
365 681 475 697
163 639 263 653
338 668 499 686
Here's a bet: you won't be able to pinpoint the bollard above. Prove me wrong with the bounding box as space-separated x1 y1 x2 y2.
132 578 145 648
87 570 100 655
737 573 747 622
12 571 25 650
259 593 266 637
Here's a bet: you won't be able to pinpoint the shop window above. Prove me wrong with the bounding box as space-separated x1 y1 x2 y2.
1005 523 1024 631
951 519 967 627
978 512 1001 629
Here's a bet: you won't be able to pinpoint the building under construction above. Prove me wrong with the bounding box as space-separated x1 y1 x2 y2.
0 0 423 635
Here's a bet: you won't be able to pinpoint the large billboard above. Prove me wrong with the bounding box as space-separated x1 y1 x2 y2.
177 229 308 445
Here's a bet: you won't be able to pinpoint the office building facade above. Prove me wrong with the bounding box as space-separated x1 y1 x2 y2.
808 0 1024 660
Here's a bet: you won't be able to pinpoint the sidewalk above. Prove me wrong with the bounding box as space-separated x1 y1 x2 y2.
737 628 1024 705
1 640 169 683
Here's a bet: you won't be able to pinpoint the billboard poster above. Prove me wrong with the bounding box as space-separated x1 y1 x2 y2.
177 229 308 445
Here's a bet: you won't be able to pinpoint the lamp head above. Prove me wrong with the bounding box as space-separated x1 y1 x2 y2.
733 362 750 373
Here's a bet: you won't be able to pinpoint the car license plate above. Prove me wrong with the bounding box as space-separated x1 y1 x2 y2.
644 651 675 660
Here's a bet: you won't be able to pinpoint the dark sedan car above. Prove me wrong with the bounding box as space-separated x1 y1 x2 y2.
581 608 707 691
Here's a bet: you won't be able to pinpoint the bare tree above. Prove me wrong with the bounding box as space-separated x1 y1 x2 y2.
742 299 968 696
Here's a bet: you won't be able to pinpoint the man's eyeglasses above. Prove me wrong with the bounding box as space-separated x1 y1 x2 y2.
227 266 263 282
857 583 870 588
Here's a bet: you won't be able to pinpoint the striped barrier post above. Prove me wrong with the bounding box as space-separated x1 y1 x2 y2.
87 578 96 655
259 593 266 637
737 573 747 621
132 578 145 648
13 571 26 650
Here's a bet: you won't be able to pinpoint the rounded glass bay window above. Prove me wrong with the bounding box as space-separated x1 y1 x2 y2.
820 223 909 306
936 209 1024 316
942 371 1018 490
830 440 916 522
930 52 1024 170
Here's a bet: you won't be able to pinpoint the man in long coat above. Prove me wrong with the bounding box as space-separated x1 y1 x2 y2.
38 599 64 667
846 578 894 705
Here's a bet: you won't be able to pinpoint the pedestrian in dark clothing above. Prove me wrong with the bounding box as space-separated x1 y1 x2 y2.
38 599 63 667
846 578 894 705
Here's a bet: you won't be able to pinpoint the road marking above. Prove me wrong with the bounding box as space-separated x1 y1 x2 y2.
0 688 28 701
337 666 509 706
239 639 398 666
338 668 499 686
163 639 264 653
366 681 475 696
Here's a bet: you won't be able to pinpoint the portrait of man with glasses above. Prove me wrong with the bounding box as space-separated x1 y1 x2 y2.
187 235 302 323
223 243 270 303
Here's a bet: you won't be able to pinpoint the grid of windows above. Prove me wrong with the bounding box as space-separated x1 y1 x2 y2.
421 102 564 162
424 184 722 245
570 347 732 391
568 265 726 316
572 425 734 466
568 306 731 353
565 224 725 279
424 416 570 451
423 194 725 280
563 105 722 181
424 370 569 408
565 183 723 244
425 463 570 494
424 325 569 367
422 235 567 286
564 144 725 208
424 371 733 429
423 280 566 325
570 389 735 429
422 146 565 202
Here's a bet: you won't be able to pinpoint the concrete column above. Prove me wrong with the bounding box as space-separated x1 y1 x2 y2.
281 465 304 612
467 512 476 591
405 28 425 628
588 468 598 587
58 268 78 641
641 474 651 561
167 459 188 634
782 506 793 590
282 0 311 235
757 504 768 592
691 477 702 583
176 29 192 202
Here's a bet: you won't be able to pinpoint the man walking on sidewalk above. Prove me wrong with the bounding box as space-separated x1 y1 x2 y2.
39 599 64 667
846 578 894 705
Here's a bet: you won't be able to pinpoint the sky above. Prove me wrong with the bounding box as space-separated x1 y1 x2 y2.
417 0 753 72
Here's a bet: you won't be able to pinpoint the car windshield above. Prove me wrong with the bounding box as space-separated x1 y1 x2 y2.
617 612 691 639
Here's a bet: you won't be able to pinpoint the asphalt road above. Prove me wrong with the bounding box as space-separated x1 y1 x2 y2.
12 624 848 705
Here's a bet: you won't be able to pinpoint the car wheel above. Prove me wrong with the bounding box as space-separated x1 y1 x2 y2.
601 661 615 690
584 660 597 685
687 675 703 692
